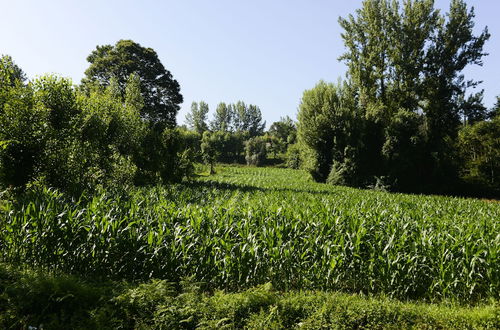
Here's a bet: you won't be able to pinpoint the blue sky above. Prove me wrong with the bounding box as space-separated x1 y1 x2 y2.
1 0 499 127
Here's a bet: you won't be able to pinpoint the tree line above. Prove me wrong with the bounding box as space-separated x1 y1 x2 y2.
0 40 297 194
0 40 192 194
183 101 296 173
1 0 499 197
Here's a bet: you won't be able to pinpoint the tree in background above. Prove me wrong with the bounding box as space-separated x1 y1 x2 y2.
458 117 500 193
269 116 297 155
285 143 302 169
210 102 233 132
460 91 488 126
489 96 500 119
231 101 265 136
269 116 296 144
185 101 209 134
202 100 266 165
201 131 223 174
82 39 182 128
297 81 362 184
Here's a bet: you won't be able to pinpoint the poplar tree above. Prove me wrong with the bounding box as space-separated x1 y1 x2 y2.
185 101 209 134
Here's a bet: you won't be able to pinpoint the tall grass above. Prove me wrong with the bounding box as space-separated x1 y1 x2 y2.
1 166 499 302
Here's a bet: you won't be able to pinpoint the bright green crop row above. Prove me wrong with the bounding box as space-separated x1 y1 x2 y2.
1 166 499 302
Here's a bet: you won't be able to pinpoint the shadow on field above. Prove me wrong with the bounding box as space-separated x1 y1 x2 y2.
184 179 335 196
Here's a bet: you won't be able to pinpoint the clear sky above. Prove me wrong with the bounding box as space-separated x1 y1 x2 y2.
1 0 499 127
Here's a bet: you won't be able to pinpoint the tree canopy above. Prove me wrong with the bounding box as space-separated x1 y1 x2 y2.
185 101 209 134
82 39 183 128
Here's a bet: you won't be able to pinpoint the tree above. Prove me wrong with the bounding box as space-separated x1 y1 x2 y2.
0 77 43 187
285 143 301 169
269 116 296 143
201 131 223 174
0 55 27 110
231 101 265 136
460 91 488 125
82 39 183 128
269 116 297 154
185 101 209 133
210 102 233 131
246 104 266 137
297 81 362 183
423 0 490 141
489 96 500 119
458 117 500 193
0 55 26 87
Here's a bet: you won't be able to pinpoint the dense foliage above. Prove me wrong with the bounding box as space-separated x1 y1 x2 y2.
0 51 192 193
82 39 182 128
297 0 498 196
185 101 209 134
244 136 267 166
1 166 498 303
459 116 500 191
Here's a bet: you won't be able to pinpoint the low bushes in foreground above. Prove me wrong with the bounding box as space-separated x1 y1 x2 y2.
0 265 498 329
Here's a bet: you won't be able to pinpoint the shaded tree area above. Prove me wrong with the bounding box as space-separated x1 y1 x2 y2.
298 0 498 196
183 100 300 168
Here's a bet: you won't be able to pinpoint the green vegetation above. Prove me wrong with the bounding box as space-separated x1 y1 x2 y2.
1 166 498 304
1 266 498 329
298 0 499 196
0 52 192 194
82 39 183 128
1 0 500 327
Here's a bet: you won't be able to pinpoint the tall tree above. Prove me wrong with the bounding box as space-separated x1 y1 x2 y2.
488 96 500 119
458 116 500 192
0 55 27 109
231 101 265 136
185 101 209 133
0 55 26 86
460 91 488 125
210 102 233 132
232 101 247 132
82 39 182 128
423 0 490 142
246 104 266 137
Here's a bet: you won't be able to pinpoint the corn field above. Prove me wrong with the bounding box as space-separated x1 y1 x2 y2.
1 166 499 302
